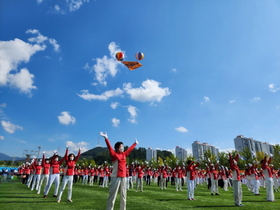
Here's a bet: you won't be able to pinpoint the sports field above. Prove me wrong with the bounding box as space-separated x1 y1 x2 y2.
0 178 279 210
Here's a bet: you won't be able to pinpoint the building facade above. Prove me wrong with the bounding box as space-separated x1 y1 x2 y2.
192 141 219 160
146 147 157 161
175 146 187 161
234 135 274 155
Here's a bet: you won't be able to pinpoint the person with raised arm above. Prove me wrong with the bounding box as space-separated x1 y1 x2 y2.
57 145 81 203
186 160 199 200
43 150 65 198
100 131 138 210
228 151 244 207
31 157 42 191
37 152 50 194
261 154 275 202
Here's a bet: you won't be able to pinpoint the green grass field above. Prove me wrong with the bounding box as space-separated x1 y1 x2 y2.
0 177 279 210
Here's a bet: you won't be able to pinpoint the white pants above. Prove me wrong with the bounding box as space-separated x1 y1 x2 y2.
253 179 260 194
126 176 133 189
106 177 126 210
44 173 60 196
273 177 279 190
176 178 182 191
38 174 49 194
103 176 108 187
136 178 143 192
27 174 34 187
31 174 41 191
211 179 218 194
233 180 242 205
160 178 166 189
57 175 73 200
265 177 275 201
82 175 88 185
187 179 195 199
223 179 229 191
89 176 94 186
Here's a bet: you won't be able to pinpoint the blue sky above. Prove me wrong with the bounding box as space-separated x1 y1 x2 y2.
1 0 280 158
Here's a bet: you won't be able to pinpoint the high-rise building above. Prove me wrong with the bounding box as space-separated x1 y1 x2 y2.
234 135 274 155
192 141 219 160
175 146 187 161
146 147 157 161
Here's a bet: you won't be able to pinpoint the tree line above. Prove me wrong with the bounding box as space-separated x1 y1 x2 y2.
1 144 279 170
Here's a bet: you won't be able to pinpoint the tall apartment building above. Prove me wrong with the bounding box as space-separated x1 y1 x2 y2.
192 141 219 160
175 146 187 161
234 135 274 155
146 147 157 161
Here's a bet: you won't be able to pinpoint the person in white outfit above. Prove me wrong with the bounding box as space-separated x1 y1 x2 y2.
261 155 275 202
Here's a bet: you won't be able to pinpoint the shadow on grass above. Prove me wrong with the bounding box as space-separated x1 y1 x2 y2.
0 196 40 198
0 201 55 203
195 206 238 208
155 199 187 201
243 200 268 202
0 193 31 194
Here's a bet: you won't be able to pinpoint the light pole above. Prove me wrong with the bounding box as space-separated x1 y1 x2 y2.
37 146 41 158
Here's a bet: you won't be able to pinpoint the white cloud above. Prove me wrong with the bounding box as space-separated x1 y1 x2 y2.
171 68 177 73
0 136 4 140
8 68 37 94
92 42 124 86
201 96 210 105
49 38 60 52
78 88 124 101
16 139 26 144
268 83 280 93
55 5 61 12
112 118 120 127
204 96 210 102
0 103 7 108
0 30 60 95
1 121 23 133
123 79 171 102
66 140 89 153
127 105 138 124
229 100 235 103
252 97 261 102
68 0 90 12
110 102 120 109
26 29 60 52
37 0 43 3
58 111 76 125
175 126 188 133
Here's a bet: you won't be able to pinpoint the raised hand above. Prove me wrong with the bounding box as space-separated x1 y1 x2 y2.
100 131 108 139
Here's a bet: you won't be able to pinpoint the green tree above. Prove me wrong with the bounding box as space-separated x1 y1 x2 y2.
239 147 254 165
165 153 178 168
217 152 229 168
272 144 280 169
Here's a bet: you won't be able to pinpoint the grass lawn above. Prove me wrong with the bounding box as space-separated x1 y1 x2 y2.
0 177 279 210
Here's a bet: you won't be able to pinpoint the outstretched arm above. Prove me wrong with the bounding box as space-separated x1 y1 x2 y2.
100 132 115 156
75 147 81 161
64 146 69 162
125 139 139 156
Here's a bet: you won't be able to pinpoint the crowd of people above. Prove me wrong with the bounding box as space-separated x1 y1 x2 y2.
16 132 279 209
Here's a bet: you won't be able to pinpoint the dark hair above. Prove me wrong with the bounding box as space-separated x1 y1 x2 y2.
114 142 123 151
187 160 192 165
68 153 75 159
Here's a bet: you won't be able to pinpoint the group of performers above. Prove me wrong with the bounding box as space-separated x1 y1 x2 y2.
17 139 279 208
18 146 81 203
